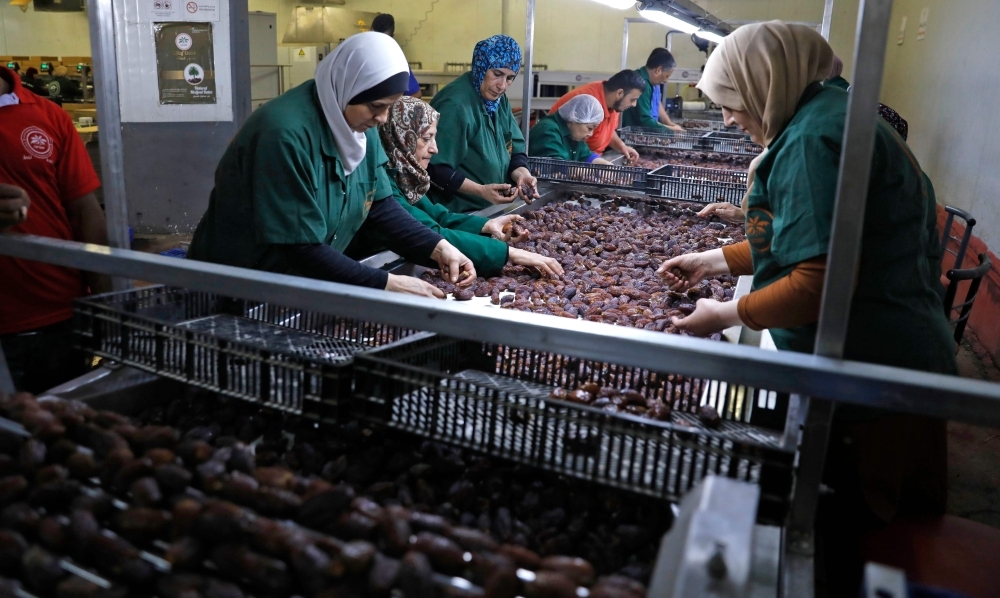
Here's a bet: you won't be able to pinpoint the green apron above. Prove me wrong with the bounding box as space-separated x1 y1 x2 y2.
346 172 509 276
744 85 955 374
620 67 663 130
188 80 393 275
528 113 594 162
428 72 526 213
745 85 955 524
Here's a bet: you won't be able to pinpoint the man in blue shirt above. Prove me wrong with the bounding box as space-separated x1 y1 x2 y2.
621 48 684 132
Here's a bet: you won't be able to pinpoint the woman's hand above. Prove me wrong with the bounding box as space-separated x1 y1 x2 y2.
509 248 564 279
697 202 746 224
385 274 446 299
476 183 518 205
591 158 614 166
671 298 742 336
0 184 30 231
656 248 730 291
666 123 686 134
511 167 540 204
430 240 476 285
621 146 640 166
482 214 523 241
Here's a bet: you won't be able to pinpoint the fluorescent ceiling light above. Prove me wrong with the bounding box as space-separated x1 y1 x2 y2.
639 8 698 34
694 29 725 44
588 0 638 9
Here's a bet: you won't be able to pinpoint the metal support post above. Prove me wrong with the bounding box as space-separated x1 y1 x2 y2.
784 0 895 595
86 0 132 292
821 0 836 40
520 0 536 152
621 19 631 71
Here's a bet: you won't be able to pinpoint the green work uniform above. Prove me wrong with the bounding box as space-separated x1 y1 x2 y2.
825 75 850 91
744 85 956 375
528 113 594 162
346 171 510 276
428 72 526 213
188 80 393 275
620 67 664 130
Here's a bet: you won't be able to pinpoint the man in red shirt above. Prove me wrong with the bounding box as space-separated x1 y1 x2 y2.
0 65 110 394
549 70 646 164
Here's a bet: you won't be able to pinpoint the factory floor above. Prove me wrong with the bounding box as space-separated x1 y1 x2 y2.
128 232 1000 529
949 330 1000 530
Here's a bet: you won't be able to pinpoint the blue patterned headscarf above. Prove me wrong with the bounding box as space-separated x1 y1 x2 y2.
471 35 522 114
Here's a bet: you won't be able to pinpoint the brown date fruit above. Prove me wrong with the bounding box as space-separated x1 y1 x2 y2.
254 466 296 491
367 553 401 597
540 556 595 586
155 463 193 494
114 507 171 544
497 544 541 569
164 537 202 569
130 477 163 507
411 532 466 573
525 571 578 598
698 405 722 429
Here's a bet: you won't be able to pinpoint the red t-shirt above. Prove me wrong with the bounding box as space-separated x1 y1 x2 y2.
0 66 101 335
549 80 618 154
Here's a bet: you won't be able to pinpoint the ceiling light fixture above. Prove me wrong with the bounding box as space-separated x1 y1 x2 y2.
638 8 698 34
694 29 725 44
589 0 639 10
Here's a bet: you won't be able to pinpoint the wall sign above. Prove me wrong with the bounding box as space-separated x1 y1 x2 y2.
145 0 219 22
154 22 217 105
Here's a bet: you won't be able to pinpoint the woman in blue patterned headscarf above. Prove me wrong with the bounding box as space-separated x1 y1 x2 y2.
471 34 522 114
427 35 539 213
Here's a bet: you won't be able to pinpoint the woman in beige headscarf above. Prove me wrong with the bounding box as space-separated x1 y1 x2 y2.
656 20 956 594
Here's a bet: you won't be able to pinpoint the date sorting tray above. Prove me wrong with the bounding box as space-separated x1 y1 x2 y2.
529 157 648 191
73 286 414 422
353 333 794 521
646 165 748 206
618 126 763 156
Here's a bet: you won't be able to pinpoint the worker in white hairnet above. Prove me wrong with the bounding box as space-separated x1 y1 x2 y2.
528 94 613 164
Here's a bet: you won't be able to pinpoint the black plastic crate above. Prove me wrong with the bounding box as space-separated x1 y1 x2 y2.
617 126 703 151
528 157 647 191
619 126 762 156
353 333 793 518
646 172 747 205
648 163 749 186
73 286 414 423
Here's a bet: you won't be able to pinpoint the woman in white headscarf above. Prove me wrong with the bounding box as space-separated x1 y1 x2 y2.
528 94 613 165
188 32 475 297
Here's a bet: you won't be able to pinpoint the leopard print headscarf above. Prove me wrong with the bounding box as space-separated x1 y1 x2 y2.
378 96 439 204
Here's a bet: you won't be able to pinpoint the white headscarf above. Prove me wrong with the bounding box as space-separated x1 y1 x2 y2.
315 32 410 175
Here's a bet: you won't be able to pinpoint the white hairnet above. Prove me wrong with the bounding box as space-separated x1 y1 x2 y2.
557 94 605 125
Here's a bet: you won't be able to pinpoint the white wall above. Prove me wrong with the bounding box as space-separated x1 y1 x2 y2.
0 3 91 57
881 0 1000 252
699 0 861 80
248 0 707 76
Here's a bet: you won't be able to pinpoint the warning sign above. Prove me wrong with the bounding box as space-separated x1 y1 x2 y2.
144 0 218 22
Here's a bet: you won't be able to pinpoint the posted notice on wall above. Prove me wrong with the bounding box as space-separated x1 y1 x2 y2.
145 0 219 22
154 22 217 105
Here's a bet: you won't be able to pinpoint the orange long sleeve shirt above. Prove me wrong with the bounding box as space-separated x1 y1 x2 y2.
722 241 827 331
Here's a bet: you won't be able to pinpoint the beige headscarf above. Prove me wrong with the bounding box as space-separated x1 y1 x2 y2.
697 21 833 206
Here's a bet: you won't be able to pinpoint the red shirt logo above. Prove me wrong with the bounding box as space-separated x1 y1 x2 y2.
21 126 53 160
